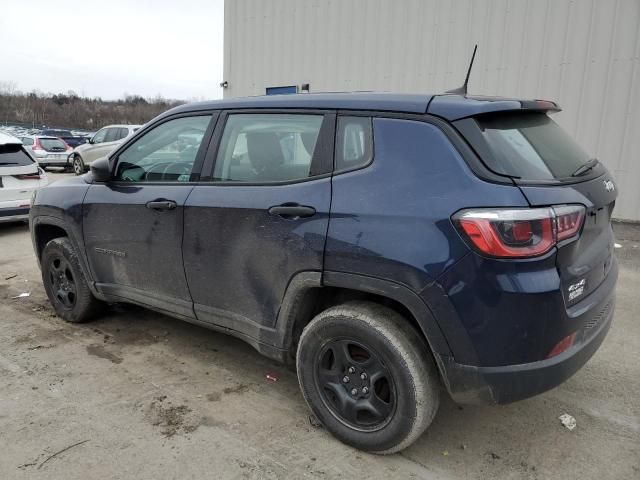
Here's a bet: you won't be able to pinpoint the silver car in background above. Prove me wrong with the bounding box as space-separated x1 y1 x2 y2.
21 135 73 170
69 124 141 175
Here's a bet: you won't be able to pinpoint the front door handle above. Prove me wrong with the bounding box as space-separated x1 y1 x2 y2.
146 199 177 211
268 203 316 219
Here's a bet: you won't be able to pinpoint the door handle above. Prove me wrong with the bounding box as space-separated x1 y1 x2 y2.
268 203 316 219
146 199 177 211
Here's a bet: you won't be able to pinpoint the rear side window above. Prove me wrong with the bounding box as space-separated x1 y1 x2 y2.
117 128 129 140
335 116 373 172
460 112 592 181
0 144 35 166
21 137 34 146
213 113 324 183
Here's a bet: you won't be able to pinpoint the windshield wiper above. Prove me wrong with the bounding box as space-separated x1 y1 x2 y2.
572 158 599 177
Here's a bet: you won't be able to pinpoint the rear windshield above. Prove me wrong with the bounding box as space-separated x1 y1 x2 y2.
40 138 66 150
0 144 35 166
461 112 593 181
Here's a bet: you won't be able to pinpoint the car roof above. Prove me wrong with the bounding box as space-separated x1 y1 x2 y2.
0 131 23 146
99 124 142 129
164 92 560 121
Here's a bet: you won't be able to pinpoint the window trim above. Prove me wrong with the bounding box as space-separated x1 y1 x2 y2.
107 112 219 185
199 109 336 186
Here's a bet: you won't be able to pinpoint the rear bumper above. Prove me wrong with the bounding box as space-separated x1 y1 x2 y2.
437 259 617 405
37 155 69 166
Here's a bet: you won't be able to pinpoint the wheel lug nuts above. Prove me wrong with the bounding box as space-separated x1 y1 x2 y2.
350 388 358 396
362 387 369 394
348 366 356 374
342 376 350 383
360 373 367 380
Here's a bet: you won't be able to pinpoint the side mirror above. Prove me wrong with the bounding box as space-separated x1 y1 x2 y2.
90 157 112 182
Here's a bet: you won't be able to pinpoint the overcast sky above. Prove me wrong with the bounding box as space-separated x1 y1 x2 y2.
0 0 224 101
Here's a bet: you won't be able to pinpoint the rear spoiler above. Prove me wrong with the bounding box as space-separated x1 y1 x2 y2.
427 94 561 121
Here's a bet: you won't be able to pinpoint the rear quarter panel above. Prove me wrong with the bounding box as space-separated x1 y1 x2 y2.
325 117 529 291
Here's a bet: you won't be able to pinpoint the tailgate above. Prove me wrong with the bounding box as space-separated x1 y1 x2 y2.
519 173 617 306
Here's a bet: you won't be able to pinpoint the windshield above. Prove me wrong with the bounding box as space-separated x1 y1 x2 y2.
465 112 592 181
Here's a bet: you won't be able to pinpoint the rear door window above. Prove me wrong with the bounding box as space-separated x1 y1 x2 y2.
458 112 594 181
0 144 35 166
213 113 325 183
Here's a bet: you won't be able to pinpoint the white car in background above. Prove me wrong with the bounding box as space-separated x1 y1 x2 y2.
0 132 49 223
69 124 141 175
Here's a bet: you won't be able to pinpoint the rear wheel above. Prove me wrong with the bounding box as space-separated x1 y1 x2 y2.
41 237 102 322
72 155 85 175
296 301 440 454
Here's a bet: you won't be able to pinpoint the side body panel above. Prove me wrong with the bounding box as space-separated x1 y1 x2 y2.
325 116 531 364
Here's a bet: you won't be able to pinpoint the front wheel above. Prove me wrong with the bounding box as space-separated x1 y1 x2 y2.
41 237 102 322
296 301 440 454
72 155 85 175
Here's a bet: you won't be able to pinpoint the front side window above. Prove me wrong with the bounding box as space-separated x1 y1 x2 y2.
213 113 324 183
335 116 373 171
115 115 211 182
92 128 108 144
104 128 121 143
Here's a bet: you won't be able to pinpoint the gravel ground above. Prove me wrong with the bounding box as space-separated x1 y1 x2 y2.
0 172 638 479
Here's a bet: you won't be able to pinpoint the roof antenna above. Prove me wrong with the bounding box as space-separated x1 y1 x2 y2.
446 44 478 95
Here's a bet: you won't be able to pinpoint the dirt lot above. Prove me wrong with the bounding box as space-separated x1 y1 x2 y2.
1 172 639 479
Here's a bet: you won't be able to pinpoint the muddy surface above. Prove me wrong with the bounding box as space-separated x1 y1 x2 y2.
0 173 639 479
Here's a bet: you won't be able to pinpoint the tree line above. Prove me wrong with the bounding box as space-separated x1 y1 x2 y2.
0 83 184 131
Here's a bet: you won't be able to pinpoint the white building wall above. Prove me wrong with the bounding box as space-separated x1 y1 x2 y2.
224 0 640 221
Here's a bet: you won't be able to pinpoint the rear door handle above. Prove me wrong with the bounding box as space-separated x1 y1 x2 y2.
268 203 316 219
146 199 177 211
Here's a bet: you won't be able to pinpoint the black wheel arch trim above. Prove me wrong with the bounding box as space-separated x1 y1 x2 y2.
31 215 105 300
320 271 452 357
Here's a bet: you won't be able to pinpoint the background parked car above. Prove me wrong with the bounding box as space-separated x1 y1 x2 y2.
40 129 88 148
69 124 141 175
20 135 73 170
0 132 48 223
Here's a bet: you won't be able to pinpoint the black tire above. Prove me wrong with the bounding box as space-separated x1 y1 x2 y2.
72 155 85 175
41 237 102 323
296 301 440 454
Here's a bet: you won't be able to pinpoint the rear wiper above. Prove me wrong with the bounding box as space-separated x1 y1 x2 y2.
572 158 599 177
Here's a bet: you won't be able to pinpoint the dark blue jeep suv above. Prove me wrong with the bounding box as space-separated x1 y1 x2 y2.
30 93 617 453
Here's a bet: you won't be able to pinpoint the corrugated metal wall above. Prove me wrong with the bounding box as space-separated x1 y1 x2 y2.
224 0 640 221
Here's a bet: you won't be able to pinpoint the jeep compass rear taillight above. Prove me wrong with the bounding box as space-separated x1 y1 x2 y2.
453 205 585 258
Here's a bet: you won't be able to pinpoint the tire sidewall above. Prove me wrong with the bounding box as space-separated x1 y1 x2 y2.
41 238 95 323
73 155 84 175
297 307 435 453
